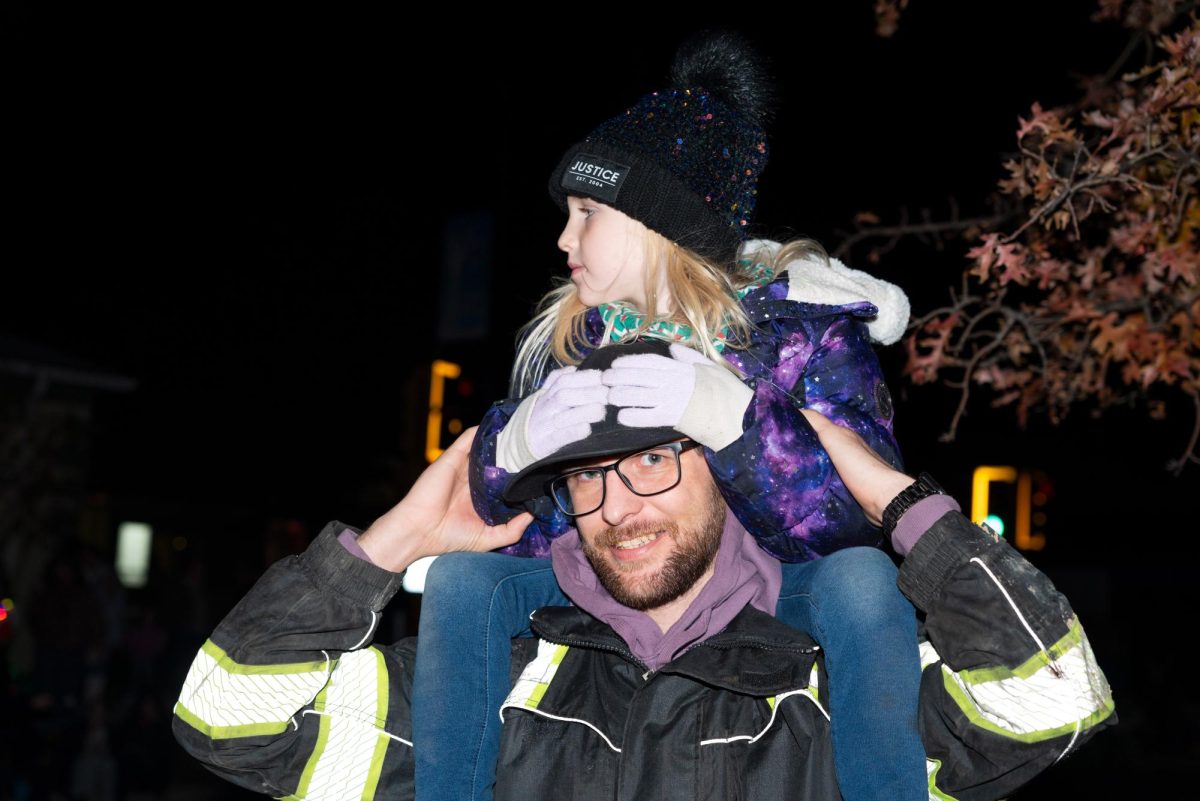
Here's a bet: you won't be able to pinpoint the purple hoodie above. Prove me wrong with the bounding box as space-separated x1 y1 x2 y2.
550 509 782 671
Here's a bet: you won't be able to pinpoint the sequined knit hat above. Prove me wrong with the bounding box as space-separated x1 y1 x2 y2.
548 31 774 262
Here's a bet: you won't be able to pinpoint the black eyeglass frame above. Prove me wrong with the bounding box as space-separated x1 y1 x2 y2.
547 440 704 518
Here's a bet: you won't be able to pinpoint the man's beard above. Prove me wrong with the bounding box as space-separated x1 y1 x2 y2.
580 483 726 612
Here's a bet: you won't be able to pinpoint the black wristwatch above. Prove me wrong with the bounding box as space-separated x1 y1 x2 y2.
881 473 945 537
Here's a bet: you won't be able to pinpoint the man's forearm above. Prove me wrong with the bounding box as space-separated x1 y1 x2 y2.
899 509 1115 800
358 522 431 574
173 522 414 798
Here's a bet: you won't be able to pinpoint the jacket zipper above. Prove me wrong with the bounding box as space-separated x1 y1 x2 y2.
533 631 651 673
533 620 819 683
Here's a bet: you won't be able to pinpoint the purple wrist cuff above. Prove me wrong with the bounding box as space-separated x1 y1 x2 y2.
891 495 961 556
338 528 375 564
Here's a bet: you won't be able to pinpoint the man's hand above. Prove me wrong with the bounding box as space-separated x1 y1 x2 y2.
800 409 915 527
358 427 533 572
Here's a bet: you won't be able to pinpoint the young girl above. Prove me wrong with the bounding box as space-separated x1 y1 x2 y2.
414 33 924 801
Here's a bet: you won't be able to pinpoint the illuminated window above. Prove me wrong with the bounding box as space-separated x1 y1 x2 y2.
116 522 153 588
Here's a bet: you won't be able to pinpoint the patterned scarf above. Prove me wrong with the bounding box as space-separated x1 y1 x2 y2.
597 260 775 353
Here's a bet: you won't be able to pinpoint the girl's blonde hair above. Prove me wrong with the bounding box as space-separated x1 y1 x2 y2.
510 230 828 396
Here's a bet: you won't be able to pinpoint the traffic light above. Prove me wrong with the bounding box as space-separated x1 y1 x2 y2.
426 360 463 463
971 466 1050 551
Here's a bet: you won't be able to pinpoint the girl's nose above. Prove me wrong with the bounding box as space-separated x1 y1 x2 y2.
558 218 577 254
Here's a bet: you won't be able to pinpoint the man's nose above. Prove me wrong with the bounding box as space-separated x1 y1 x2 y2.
599 467 641 526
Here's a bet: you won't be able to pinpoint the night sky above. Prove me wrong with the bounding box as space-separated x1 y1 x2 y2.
8 3 1144 518
5 3 1196 793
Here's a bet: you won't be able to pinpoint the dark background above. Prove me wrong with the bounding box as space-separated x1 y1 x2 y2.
2 3 1193 798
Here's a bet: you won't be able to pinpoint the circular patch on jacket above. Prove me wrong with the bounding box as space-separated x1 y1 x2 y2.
875 382 894 421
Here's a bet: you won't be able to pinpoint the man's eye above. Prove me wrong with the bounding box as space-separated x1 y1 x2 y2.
574 468 604 482
637 452 666 467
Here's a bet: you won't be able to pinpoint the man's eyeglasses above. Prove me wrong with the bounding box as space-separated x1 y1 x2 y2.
548 440 704 517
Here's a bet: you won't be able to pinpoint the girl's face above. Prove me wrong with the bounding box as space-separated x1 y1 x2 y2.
558 196 652 309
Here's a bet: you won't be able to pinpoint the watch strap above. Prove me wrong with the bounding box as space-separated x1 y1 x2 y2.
882 472 945 537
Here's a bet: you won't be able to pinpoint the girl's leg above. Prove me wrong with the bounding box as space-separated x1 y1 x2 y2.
411 551 567 801
777 548 926 801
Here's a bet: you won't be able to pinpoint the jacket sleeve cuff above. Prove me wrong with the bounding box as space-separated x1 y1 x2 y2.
337 528 374 562
897 511 994 612
891 494 961 556
496 390 542 473
301 521 407 611
678 364 754 451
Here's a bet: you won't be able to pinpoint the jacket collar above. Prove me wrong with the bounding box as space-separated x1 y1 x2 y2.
530 604 818 695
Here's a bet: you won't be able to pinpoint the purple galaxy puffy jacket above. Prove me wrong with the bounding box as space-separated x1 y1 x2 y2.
469 270 902 563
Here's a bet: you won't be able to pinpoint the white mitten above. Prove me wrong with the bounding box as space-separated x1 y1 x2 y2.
602 343 752 451
495 366 608 473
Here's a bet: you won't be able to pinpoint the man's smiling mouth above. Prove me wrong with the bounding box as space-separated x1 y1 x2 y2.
613 531 665 550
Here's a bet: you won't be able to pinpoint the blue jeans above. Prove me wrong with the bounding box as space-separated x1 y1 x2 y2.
412 548 924 801
777 547 926 801
412 553 566 801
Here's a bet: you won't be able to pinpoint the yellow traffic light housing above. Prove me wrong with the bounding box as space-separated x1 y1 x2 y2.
971 465 1047 551
426 360 463 463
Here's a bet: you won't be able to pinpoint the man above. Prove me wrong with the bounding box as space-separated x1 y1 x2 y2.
173 347 1114 801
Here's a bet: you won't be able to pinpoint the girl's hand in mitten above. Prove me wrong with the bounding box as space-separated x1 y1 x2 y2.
602 343 752 451
495 366 608 473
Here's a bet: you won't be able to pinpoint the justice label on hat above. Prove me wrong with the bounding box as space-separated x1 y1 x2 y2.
561 153 629 203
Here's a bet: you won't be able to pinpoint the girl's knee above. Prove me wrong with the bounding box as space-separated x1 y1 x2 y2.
423 552 559 626
826 547 897 584
424 552 517 608
813 548 911 627
424 552 480 593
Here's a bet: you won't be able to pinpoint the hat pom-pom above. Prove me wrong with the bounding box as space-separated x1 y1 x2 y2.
669 30 775 127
